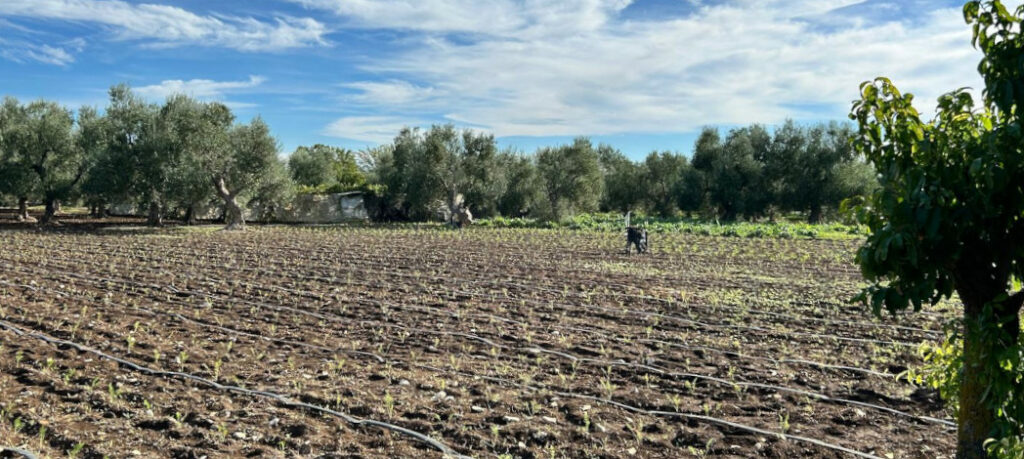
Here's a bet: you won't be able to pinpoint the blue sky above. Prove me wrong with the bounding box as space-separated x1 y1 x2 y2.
0 0 1004 159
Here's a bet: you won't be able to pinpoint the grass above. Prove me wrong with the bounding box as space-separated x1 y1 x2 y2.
476 212 866 240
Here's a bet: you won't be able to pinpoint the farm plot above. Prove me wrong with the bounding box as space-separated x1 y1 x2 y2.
0 225 956 458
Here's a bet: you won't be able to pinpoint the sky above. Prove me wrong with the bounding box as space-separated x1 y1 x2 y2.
0 0 1011 159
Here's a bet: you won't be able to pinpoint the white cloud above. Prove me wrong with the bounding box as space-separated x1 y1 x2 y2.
26 44 74 66
287 0 633 36
323 116 428 143
344 80 436 105
0 39 77 66
287 0 523 34
135 76 265 108
0 0 328 51
326 1 996 139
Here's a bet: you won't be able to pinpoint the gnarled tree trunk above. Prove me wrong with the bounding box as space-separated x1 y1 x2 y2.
39 198 60 225
16 197 33 222
184 205 197 226
215 176 245 231
147 201 163 227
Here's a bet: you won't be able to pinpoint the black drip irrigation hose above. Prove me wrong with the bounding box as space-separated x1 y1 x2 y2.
8 238 939 339
419 364 887 459
0 275 954 429
0 447 38 459
0 319 469 459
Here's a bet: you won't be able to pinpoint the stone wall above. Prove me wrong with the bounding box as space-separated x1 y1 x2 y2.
268 192 368 223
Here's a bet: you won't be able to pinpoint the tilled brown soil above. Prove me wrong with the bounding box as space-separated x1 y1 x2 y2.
0 221 957 458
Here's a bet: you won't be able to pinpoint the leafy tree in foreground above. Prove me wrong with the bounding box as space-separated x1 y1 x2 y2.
851 2 1023 457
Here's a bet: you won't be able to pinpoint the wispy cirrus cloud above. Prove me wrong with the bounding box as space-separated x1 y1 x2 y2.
323 115 428 143
286 0 632 37
320 0 1002 141
0 0 329 52
134 75 266 109
0 37 83 66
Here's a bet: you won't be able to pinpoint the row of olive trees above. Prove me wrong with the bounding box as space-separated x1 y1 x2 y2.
0 88 872 226
357 121 874 223
0 85 289 229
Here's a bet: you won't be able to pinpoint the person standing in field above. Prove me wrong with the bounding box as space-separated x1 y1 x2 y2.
624 211 648 254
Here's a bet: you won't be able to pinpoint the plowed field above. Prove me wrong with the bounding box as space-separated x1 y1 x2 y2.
0 223 955 458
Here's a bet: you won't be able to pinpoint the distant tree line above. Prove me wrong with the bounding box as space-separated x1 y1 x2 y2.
359 122 876 223
0 86 290 229
0 85 875 226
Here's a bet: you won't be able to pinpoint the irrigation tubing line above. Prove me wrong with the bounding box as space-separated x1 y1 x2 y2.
16 266 903 384
0 274 951 428
0 282 955 432
0 319 469 459
419 364 886 459
14 250 924 349
6 238 940 338
387 319 954 428
0 447 38 459
2 261 917 378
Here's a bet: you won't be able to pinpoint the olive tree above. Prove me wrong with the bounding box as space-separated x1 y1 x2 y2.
161 95 220 225
851 2 1024 457
0 97 36 221
496 149 539 218
458 130 505 218
4 100 85 224
102 85 163 224
696 127 764 221
535 138 603 221
642 151 690 217
597 145 642 213
71 106 109 218
210 116 279 230
289 144 364 191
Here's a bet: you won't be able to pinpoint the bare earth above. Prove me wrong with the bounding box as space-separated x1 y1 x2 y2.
0 220 956 458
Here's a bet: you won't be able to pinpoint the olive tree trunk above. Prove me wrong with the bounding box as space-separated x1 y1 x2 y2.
215 176 245 231
39 198 60 224
184 205 197 226
448 188 460 228
16 197 33 222
808 204 823 224
146 201 162 227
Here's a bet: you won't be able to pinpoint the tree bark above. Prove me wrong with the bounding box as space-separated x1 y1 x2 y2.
215 176 245 231
39 199 59 225
954 269 1024 459
808 204 823 224
147 201 163 227
184 205 197 226
222 196 244 230
957 302 997 459
16 197 32 222
90 203 107 218
448 188 460 228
